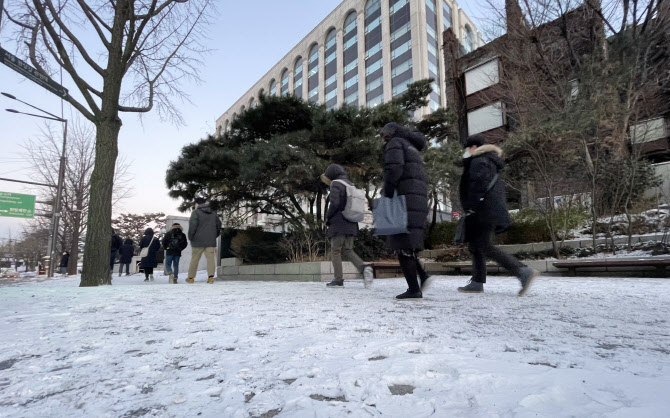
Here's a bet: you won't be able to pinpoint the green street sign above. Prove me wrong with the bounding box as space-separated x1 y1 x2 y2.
0 192 36 219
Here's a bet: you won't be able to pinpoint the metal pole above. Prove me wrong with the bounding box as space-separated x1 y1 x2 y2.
47 119 67 277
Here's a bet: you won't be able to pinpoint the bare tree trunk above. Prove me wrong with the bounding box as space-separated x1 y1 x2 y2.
80 118 121 286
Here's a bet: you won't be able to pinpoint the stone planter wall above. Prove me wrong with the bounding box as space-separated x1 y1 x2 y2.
218 260 362 282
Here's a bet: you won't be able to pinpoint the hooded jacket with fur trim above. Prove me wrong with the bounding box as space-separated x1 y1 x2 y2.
459 144 510 232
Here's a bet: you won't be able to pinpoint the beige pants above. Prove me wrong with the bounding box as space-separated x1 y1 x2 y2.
188 247 216 279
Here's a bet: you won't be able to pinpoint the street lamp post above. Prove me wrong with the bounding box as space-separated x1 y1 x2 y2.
2 92 67 278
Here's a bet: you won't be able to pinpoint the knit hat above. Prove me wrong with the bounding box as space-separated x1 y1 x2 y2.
194 197 207 205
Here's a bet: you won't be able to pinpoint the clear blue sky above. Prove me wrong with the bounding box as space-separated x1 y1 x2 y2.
0 0 489 239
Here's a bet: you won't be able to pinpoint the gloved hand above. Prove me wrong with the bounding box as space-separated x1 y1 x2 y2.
465 209 475 217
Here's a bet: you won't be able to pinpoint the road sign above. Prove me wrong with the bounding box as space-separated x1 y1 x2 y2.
0 47 69 99
0 192 36 219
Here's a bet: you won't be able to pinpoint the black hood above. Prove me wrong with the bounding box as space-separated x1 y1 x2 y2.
144 228 154 236
324 164 347 181
123 239 133 245
380 122 426 151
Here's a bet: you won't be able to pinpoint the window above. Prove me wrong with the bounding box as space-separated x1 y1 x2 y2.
630 118 668 144
366 58 383 75
366 42 382 59
345 75 358 89
309 44 319 63
344 35 357 51
325 28 336 50
391 39 411 59
365 0 381 15
467 102 504 135
365 16 381 33
294 57 303 97
367 95 383 107
344 59 358 75
464 59 499 95
390 0 408 15
281 69 289 95
325 89 337 101
345 91 359 105
269 79 277 96
390 22 411 42
366 76 383 92
391 58 412 77
249 97 256 108
443 1 452 29
344 12 357 33
393 77 413 96
325 73 337 88
464 25 476 53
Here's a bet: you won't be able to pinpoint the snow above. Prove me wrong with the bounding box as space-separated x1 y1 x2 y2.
1 272 669 417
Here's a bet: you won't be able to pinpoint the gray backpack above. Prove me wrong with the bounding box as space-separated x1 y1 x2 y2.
332 180 367 222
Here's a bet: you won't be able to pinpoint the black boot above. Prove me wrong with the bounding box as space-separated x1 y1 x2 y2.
395 289 423 300
326 280 344 288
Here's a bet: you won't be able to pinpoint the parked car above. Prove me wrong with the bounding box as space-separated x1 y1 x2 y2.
1 269 19 278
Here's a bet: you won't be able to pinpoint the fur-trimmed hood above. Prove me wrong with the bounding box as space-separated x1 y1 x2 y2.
472 144 505 170
472 144 503 158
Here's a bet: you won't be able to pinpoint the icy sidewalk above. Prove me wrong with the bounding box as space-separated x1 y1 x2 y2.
1 274 669 418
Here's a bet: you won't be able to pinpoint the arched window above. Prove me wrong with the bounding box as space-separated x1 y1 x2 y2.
464 24 475 53
224 120 230 132
308 43 319 103
343 11 359 106
294 57 303 98
324 28 338 109
240 106 246 115
232 113 237 122
280 68 289 95
249 97 256 108
269 79 277 96
259 88 265 97
389 0 412 98
365 0 384 107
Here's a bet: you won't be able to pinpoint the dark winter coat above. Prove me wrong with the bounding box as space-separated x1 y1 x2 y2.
324 164 359 238
381 123 429 250
119 239 135 264
139 229 161 268
111 233 122 254
59 252 69 268
459 144 510 237
188 203 222 248
161 226 188 256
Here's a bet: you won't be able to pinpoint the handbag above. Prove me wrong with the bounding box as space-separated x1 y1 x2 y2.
139 236 155 258
372 193 408 236
453 173 500 244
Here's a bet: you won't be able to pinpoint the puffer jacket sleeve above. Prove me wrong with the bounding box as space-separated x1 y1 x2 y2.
383 138 405 198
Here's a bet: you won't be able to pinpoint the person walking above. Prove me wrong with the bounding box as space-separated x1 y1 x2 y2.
118 238 134 277
110 229 122 273
458 134 538 295
139 228 161 282
58 251 70 275
320 164 374 288
380 122 430 300
162 223 188 284
186 197 221 284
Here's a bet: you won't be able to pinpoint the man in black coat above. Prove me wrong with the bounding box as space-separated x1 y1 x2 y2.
458 134 537 295
321 164 374 288
162 223 188 284
187 197 222 284
110 229 122 273
380 122 430 300
58 251 69 275
118 239 134 277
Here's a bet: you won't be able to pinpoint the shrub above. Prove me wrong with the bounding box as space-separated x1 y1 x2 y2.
425 221 458 249
354 228 394 261
230 227 285 264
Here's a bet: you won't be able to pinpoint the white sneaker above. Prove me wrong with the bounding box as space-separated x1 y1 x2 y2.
168 273 174 284
363 266 374 289
150 274 154 281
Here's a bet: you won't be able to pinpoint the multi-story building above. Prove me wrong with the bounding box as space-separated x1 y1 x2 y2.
215 0 482 135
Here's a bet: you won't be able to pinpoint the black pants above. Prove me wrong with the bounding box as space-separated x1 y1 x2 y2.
144 267 153 279
397 250 428 293
467 217 524 283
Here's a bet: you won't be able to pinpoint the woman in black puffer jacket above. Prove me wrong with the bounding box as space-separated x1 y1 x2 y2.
380 122 430 300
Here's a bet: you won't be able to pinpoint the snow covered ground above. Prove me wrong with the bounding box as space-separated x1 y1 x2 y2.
1 272 669 418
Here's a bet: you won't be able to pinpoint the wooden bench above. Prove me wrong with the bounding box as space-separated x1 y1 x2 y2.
369 262 402 278
553 257 670 277
442 262 497 275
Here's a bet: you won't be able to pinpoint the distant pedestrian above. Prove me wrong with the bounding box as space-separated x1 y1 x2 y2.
320 164 374 288
118 238 134 277
187 197 221 284
162 223 188 284
458 134 538 295
58 251 69 275
380 122 430 300
110 229 122 273
139 228 161 282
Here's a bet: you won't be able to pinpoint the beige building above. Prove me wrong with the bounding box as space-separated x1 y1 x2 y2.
216 0 482 135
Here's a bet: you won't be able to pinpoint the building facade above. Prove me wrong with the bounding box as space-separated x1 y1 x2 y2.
216 0 482 135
